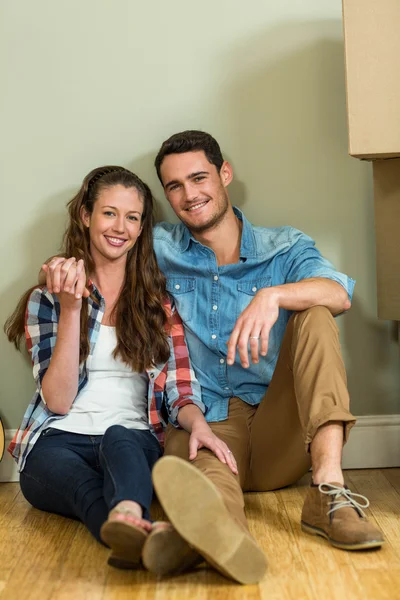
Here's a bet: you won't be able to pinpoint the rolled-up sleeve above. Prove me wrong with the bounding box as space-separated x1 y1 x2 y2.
164 303 205 427
26 287 59 390
282 233 355 302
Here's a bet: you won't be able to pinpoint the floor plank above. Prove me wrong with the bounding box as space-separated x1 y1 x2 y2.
1 469 399 600
382 468 400 495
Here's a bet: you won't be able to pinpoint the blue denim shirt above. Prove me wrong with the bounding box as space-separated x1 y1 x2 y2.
153 208 355 423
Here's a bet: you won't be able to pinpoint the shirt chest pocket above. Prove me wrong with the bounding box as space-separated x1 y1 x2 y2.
166 277 196 323
236 277 272 319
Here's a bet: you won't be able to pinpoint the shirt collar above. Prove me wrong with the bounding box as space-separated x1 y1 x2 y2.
179 206 256 259
87 279 104 304
180 222 193 252
234 207 257 260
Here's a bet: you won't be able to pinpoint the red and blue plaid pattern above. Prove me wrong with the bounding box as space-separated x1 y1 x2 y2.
9 284 204 472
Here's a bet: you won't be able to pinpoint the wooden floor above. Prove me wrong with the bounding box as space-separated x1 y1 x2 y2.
1 469 400 600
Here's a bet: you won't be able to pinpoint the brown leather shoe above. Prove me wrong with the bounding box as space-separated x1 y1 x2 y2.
152 456 268 584
301 482 384 550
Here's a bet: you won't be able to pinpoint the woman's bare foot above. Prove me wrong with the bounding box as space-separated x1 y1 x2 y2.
109 500 152 533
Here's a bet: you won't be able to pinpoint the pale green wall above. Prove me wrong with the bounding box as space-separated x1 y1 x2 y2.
1 1 399 429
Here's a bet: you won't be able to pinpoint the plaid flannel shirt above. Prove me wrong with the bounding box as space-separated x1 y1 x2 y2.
9 283 204 472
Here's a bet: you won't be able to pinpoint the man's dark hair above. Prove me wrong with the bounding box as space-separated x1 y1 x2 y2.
155 130 224 184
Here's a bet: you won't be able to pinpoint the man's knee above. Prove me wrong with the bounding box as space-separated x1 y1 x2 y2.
292 305 337 333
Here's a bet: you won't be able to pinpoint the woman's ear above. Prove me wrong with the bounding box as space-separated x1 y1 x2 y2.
80 205 90 228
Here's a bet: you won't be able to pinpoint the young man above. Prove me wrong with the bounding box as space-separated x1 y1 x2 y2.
143 130 383 584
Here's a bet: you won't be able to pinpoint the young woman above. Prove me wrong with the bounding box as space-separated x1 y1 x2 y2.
4 165 234 571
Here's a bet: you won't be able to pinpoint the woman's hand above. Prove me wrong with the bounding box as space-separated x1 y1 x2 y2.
177 404 238 475
42 257 90 302
189 424 238 475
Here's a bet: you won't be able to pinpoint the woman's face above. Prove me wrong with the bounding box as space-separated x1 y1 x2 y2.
82 184 144 266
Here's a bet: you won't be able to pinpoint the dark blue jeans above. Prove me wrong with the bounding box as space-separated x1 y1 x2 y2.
20 425 162 543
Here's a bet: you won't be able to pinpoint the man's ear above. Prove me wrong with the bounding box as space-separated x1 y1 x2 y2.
220 161 233 187
80 205 90 227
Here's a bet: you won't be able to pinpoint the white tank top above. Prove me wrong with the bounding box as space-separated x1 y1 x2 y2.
51 325 149 434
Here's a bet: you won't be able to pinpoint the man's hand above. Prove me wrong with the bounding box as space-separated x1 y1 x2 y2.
41 257 90 299
226 278 351 368
189 423 238 475
227 288 279 368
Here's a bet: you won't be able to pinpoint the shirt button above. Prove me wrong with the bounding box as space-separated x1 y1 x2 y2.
214 275 219 281
225 387 229 390
252 286 257 292
213 305 218 311
175 284 180 290
220 358 225 364
211 334 217 339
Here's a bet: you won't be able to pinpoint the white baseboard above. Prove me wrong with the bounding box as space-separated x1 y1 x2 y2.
342 415 400 469
0 417 399 482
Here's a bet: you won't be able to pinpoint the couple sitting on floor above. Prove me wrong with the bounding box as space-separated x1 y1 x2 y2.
5 130 383 585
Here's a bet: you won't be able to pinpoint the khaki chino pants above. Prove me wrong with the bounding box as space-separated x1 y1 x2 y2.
164 306 356 530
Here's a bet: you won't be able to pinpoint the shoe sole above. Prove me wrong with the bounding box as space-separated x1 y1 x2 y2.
152 456 268 585
101 520 147 568
301 521 384 551
142 526 203 576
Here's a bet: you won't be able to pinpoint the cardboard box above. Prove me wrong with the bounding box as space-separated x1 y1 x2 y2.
343 1 400 159
373 159 400 319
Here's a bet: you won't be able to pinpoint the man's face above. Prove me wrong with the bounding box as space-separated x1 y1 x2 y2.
160 151 232 234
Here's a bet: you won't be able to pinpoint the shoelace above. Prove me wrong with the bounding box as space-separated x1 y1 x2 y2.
318 483 370 518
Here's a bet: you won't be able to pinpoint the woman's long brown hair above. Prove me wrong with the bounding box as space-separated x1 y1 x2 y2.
4 166 170 372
